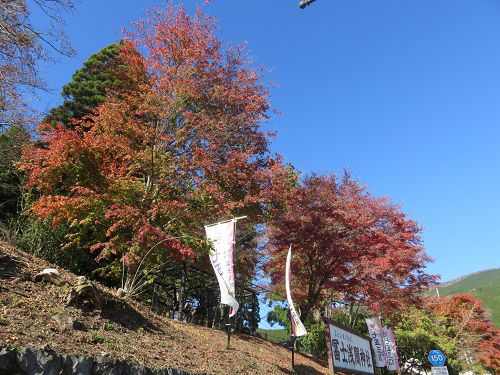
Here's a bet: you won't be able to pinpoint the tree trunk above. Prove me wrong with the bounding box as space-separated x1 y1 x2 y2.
251 291 257 335
178 261 187 321
352 303 360 327
172 285 177 319
204 292 210 327
212 303 227 329
348 301 354 326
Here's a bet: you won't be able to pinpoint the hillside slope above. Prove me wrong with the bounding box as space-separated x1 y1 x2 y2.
0 243 327 374
438 268 500 328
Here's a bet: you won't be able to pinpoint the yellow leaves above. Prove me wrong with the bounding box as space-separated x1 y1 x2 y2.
62 232 81 251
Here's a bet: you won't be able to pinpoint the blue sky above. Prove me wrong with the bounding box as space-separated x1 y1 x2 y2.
30 0 500 287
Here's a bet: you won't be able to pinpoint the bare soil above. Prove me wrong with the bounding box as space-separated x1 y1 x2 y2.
0 243 328 374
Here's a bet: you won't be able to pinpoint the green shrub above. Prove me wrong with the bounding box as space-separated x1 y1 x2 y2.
91 332 105 344
104 322 116 331
297 321 327 360
18 219 96 276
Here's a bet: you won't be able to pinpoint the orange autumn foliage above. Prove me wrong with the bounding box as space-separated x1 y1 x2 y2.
20 4 295 265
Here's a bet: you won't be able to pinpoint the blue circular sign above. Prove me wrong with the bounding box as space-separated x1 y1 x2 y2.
428 350 446 367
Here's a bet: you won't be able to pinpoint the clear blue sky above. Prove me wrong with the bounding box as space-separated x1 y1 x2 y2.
31 0 500 285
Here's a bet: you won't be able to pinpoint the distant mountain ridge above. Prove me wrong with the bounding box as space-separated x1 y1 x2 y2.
437 268 500 328
438 267 500 288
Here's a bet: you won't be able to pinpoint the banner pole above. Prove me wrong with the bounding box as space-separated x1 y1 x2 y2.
226 312 231 349
291 335 296 372
205 216 247 228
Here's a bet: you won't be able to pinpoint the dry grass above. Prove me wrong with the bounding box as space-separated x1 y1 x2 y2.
0 243 328 374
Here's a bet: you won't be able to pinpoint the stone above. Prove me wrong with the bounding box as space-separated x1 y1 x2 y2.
0 347 21 375
0 346 200 375
63 354 93 375
34 268 61 285
51 312 76 330
17 346 63 375
66 277 102 309
93 357 128 375
128 365 155 375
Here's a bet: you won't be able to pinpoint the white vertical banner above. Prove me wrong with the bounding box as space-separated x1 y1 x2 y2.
382 326 399 371
286 245 307 337
365 317 387 367
205 220 239 317
388 327 400 371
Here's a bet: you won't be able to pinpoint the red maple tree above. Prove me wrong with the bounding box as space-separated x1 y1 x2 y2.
430 295 500 371
264 173 438 321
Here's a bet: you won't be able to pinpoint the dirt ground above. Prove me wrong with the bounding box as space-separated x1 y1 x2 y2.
0 243 328 374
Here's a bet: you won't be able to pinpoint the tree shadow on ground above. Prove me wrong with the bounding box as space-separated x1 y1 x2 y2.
278 364 326 375
0 252 24 280
72 291 165 334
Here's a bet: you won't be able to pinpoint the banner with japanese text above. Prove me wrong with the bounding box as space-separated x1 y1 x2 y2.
382 326 400 371
205 220 239 317
365 317 387 367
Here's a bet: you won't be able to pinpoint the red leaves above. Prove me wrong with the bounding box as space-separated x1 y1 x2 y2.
425 295 500 370
264 173 438 320
19 3 295 268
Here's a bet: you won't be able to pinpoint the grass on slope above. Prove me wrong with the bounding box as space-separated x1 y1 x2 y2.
0 243 327 375
438 268 500 328
256 328 289 344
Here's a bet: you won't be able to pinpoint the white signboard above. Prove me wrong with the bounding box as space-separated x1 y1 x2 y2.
365 317 386 367
326 320 375 375
431 366 449 375
382 326 399 371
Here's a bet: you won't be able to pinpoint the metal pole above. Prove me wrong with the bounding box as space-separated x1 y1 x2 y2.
226 312 231 349
291 335 297 372
299 0 317 9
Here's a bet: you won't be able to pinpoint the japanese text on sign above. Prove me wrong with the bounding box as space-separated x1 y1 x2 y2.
365 317 386 367
328 324 375 375
382 326 399 371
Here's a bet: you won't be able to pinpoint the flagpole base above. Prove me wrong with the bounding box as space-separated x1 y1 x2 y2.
290 335 297 372
226 323 232 349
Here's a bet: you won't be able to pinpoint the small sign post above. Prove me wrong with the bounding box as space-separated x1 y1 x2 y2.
431 367 449 375
429 350 448 375
428 350 446 366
